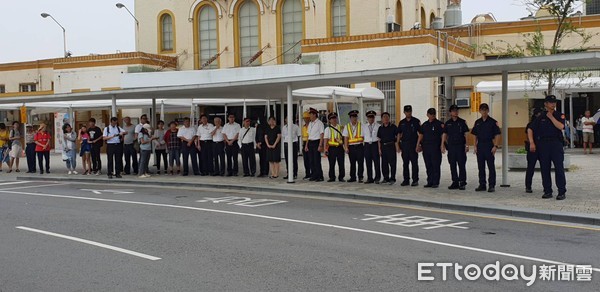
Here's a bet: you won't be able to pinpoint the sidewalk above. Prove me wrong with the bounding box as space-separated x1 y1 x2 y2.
6 148 600 225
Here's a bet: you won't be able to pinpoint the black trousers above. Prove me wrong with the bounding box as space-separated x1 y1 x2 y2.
225 143 239 175
348 144 364 180
447 144 467 183
91 145 102 172
423 144 442 186
181 143 199 175
401 143 419 182
525 149 539 189
123 143 138 174
155 149 168 171
200 140 214 175
258 144 268 175
308 140 323 180
327 145 345 180
364 142 381 181
213 141 225 175
302 142 311 177
381 143 397 181
241 143 256 175
26 143 36 172
476 144 496 187
36 151 50 172
106 144 123 176
284 142 299 177
538 140 567 195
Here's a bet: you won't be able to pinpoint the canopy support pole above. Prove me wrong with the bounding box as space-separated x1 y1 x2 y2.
569 92 574 148
190 103 195 124
280 98 285 158
160 101 165 121
243 100 247 119
68 106 74 126
111 94 117 118
501 71 510 188
152 98 157 123
224 104 228 120
286 84 294 183
359 97 365 124
266 100 270 118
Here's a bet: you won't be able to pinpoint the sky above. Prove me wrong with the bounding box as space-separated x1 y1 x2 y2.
0 0 586 63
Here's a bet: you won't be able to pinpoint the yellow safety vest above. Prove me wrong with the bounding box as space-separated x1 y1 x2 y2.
347 123 364 144
328 125 342 147
301 124 309 142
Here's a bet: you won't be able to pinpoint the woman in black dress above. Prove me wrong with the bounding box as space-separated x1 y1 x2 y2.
264 116 282 178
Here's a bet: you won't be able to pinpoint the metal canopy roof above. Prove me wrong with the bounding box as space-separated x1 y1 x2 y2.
1 51 600 105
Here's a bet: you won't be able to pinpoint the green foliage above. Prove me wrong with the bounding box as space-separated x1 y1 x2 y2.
516 148 528 154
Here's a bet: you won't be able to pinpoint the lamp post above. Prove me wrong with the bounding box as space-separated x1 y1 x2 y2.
116 3 140 51
41 13 68 58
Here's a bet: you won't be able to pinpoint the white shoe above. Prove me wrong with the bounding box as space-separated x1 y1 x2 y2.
138 175 145 178
72 171 78 175
68 171 72 175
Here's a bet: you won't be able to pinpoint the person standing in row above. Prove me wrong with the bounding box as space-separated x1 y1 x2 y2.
62 123 78 175
581 110 596 154
256 118 269 178
212 117 226 176
34 123 51 174
138 124 154 178
441 105 469 190
0 123 10 171
378 112 398 185
223 113 241 176
418 108 444 188
240 117 257 177
343 110 364 183
397 105 421 186
178 117 199 176
525 109 542 193
529 95 567 200
79 126 92 175
265 116 282 178
471 103 501 193
103 117 125 179
88 118 103 176
324 112 345 182
164 121 181 175
8 121 22 173
282 117 300 180
363 111 381 184
122 117 138 175
306 108 324 182
301 112 312 180
154 120 168 175
197 115 215 176
25 125 36 173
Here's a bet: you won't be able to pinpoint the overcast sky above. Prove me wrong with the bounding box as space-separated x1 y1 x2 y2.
0 0 586 63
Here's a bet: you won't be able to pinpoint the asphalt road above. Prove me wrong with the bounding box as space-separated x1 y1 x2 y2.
0 180 598 292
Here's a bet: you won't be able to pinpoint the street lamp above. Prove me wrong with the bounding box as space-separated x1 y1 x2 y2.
116 3 139 51
41 13 68 58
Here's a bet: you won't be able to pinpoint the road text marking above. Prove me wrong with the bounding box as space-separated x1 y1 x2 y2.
196 196 287 207
80 189 134 195
361 213 470 230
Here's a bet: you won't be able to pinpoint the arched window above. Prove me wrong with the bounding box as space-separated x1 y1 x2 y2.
280 0 303 64
430 12 436 28
197 4 218 69
396 0 403 28
420 7 426 29
236 0 260 66
330 0 347 37
159 12 175 53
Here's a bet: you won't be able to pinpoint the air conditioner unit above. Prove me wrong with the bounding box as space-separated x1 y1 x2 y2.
387 22 401 32
456 97 470 108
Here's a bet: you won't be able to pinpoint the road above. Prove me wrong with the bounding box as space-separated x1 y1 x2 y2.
0 180 598 291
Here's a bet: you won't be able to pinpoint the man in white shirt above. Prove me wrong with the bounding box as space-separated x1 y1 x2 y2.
239 117 256 176
197 114 215 175
363 110 381 184
282 117 301 179
103 117 126 179
212 117 226 176
582 110 596 154
305 108 324 181
223 113 241 176
343 110 365 183
177 117 199 176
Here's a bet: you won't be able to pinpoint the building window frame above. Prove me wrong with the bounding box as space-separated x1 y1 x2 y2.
234 0 262 67
277 0 305 64
193 2 220 69
0 84 5 94
158 10 176 54
19 83 37 93
327 0 349 37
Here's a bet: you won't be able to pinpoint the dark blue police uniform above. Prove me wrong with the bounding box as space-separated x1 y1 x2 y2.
471 116 501 189
420 119 444 187
525 121 539 192
378 122 398 183
532 111 567 197
398 117 421 185
444 117 469 188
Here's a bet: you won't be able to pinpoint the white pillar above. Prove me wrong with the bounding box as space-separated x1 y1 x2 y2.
111 94 117 117
160 101 165 121
359 97 365 124
190 103 195 123
266 100 270 118
280 99 285 157
68 106 74 126
501 71 510 187
224 104 228 119
152 98 157 124
286 85 294 183
569 93 574 148
243 100 247 118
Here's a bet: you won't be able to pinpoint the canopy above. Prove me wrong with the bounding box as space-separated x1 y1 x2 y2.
292 86 384 102
476 77 600 95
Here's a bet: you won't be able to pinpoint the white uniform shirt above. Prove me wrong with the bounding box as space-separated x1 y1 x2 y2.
307 119 324 141
134 123 144 135
212 126 225 142
363 122 380 143
342 122 363 145
222 122 241 141
103 125 124 144
239 127 256 144
324 124 343 142
582 117 596 133
197 123 215 141
177 126 196 141
282 123 301 143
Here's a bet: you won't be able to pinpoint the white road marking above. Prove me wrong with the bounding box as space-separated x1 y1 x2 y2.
0 183 68 191
15 226 161 261
80 189 134 195
196 196 287 207
2 189 598 272
361 213 470 230
0 181 30 187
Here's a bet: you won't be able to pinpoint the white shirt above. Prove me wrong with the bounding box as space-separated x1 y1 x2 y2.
177 126 196 141
212 126 224 142
134 123 144 134
324 124 343 141
342 122 363 145
307 119 324 141
103 125 124 144
239 127 256 144
582 117 596 133
363 122 380 143
222 122 241 141
197 123 215 141
282 123 300 143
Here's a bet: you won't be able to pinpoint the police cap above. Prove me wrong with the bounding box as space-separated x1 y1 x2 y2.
328 112 338 120
449 104 459 112
544 95 558 103
366 110 376 117
348 110 359 117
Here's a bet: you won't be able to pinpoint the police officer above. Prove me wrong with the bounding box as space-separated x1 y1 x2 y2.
305 107 324 181
441 105 470 190
363 110 381 184
343 110 365 183
471 103 501 193
525 108 543 193
324 112 345 182
301 111 312 180
378 112 398 184
396 105 421 186
417 108 443 188
529 95 567 200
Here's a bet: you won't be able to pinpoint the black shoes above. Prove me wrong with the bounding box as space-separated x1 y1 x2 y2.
400 180 410 186
448 182 459 190
424 184 432 188
556 194 566 200
327 178 336 182
411 181 419 187
116 174 122 178
431 185 439 188
302 176 311 180
525 188 533 193
475 185 487 192
542 193 553 199
459 182 467 190
339 178 346 182
487 187 495 193
364 180 374 184
347 178 356 183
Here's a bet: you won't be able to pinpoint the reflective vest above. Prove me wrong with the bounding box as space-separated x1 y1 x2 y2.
301 124 309 142
328 125 343 146
347 122 364 144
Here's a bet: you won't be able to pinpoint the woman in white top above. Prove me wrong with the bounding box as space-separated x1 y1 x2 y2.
153 120 168 174
62 123 78 174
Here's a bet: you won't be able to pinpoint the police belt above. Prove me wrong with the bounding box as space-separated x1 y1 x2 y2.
536 136 562 142
382 141 396 146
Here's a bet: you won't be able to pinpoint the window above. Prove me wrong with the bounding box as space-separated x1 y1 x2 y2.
430 13 435 28
237 0 260 66
20 83 36 92
396 0 403 28
159 12 175 52
0 85 5 94
198 5 218 69
420 7 426 29
280 0 303 64
377 81 397 123
330 0 347 37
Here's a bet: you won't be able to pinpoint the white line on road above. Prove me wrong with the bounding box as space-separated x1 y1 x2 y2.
0 181 30 187
15 226 161 261
0 183 68 191
2 189 598 272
